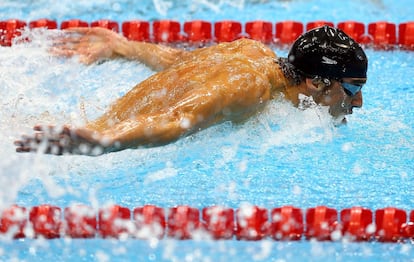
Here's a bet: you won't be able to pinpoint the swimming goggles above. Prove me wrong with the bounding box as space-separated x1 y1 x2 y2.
340 80 364 96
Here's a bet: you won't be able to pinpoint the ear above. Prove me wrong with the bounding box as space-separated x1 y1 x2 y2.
305 78 325 93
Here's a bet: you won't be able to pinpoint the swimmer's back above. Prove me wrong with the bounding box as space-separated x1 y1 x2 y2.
89 39 279 130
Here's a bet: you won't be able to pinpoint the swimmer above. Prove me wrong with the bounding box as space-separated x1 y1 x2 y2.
14 25 367 155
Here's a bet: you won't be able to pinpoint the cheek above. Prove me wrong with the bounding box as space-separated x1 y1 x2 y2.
322 95 333 105
319 92 340 106
324 89 348 106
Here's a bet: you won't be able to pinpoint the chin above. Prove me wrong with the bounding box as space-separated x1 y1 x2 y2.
333 116 347 126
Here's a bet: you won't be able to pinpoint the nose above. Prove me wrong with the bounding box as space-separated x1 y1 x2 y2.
351 91 363 108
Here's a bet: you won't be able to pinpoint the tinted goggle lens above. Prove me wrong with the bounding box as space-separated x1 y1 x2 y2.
341 81 363 96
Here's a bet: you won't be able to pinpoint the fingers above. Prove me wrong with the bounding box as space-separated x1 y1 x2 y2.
14 137 34 152
49 46 95 64
15 125 108 156
51 33 84 48
53 35 83 45
15 147 31 153
14 136 64 154
33 125 74 139
62 27 116 42
15 125 74 155
49 41 80 59
49 47 75 58
33 124 54 132
65 27 120 39
49 27 119 64
64 27 108 35
49 31 93 58
33 125 66 134
50 37 108 64
59 27 104 39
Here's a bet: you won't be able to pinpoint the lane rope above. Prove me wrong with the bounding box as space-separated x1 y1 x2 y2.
1 204 413 242
0 19 413 50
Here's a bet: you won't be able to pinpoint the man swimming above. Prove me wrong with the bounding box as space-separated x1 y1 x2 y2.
14 25 367 155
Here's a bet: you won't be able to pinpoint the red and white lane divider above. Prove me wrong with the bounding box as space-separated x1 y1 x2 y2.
0 204 413 242
0 19 413 50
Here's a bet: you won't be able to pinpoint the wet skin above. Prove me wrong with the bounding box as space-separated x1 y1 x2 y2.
14 28 365 155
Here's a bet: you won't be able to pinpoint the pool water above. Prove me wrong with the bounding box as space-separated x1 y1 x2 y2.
0 0 413 261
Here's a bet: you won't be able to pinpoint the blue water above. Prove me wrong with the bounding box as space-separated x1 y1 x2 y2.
0 0 413 261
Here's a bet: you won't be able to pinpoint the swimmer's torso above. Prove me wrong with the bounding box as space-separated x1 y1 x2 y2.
88 39 286 131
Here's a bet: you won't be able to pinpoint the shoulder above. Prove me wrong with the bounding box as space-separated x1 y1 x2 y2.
187 38 277 63
231 38 277 59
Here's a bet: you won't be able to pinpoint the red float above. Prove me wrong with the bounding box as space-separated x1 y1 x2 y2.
60 19 89 29
64 205 97 238
368 21 397 49
399 22 414 50
167 205 200 239
214 21 242 42
0 19 27 46
202 206 234 239
401 210 414 238
275 21 303 45
133 205 166 239
183 20 212 43
270 206 303 240
340 207 373 241
98 205 131 238
29 19 57 29
245 20 273 43
153 20 182 43
122 20 150 42
91 19 119 32
235 205 269 240
0 205 27 238
306 21 334 31
305 206 339 240
375 207 406 242
337 21 368 44
29 205 62 238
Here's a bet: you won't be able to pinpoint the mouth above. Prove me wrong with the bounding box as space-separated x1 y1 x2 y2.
339 104 354 115
344 108 353 115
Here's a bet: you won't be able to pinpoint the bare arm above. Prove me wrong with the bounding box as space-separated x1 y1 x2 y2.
13 97 211 155
52 27 188 71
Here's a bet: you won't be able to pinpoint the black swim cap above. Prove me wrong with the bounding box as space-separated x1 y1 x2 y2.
288 25 368 79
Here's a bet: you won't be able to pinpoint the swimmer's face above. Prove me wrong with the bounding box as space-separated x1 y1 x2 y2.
317 78 365 119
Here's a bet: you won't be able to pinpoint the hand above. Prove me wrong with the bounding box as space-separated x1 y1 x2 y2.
14 125 110 156
50 27 128 64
